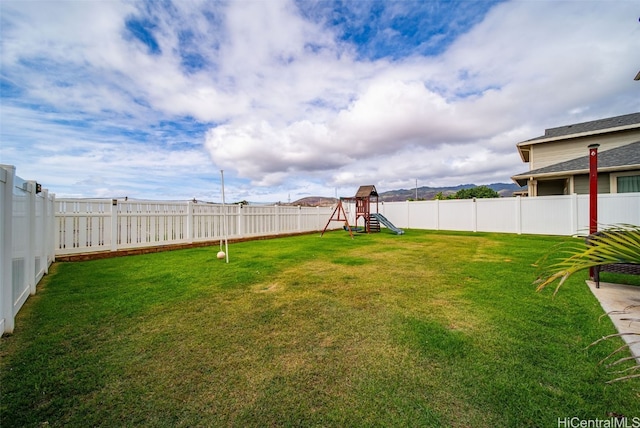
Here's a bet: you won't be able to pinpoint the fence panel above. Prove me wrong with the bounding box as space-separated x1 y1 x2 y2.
223 204 240 238
577 193 640 232
409 201 439 230
379 193 640 236
11 176 30 324
192 203 227 241
54 200 339 256
301 206 331 231
56 199 112 254
1 165 55 335
0 166 8 334
241 205 275 237
278 206 300 233
476 198 519 233
438 199 475 231
380 201 410 229
116 201 190 249
519 196 575 235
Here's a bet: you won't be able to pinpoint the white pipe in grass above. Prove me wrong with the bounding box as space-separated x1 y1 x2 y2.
220 170 229 263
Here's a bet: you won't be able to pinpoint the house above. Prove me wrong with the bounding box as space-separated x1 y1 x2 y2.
511 112 640 196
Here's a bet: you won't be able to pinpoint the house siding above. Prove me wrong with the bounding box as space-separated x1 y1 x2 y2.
573 173 611 194
529 129 640 170
537 179 567 196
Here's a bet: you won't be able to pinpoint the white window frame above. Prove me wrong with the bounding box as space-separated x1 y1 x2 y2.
610 171 640 193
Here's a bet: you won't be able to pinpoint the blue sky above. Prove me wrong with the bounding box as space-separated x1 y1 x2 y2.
1 0 639 203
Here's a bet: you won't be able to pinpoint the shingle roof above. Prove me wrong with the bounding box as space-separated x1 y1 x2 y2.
526 112 640 142
355 185 378 198
512 141 640 180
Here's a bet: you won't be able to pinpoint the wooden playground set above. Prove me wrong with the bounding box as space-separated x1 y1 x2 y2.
321 185 404 238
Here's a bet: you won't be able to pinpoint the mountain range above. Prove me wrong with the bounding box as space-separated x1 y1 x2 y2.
287 183 525 207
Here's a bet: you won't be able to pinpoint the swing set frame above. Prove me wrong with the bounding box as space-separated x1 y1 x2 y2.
320 198 354 239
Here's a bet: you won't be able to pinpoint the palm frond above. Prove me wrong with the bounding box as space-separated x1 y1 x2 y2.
534 224 640 293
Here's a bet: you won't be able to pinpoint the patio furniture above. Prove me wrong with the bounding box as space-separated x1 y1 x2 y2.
586 231 640 288
592 262 640 288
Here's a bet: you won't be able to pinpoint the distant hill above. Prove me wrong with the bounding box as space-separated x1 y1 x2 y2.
286 196 338 207
377 183 524 202
287 183 524 206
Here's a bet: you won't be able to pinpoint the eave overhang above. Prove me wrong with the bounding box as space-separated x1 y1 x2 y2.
511 164 640 187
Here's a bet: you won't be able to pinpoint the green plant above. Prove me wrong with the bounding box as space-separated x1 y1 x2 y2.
433 191 446 200
433 186 501 200
534 224 640 384
450 185 500 199
534 224 640 293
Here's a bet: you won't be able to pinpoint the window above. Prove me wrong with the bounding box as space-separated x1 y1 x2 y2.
617 175 640 193
611 172 640 193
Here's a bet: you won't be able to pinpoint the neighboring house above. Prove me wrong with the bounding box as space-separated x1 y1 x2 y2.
511 112 640 196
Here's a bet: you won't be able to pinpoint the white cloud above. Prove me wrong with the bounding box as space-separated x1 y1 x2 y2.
204 0 640 194
1 0 638 202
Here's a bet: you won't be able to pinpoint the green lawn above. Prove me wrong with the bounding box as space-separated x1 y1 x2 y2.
1 230 639 427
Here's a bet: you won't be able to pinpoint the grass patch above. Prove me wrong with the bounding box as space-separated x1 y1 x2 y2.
1 230 639 427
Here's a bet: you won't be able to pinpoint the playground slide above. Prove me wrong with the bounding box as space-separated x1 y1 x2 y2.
371 213 405 235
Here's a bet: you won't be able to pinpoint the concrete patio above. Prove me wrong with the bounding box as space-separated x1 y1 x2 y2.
588 280 640 363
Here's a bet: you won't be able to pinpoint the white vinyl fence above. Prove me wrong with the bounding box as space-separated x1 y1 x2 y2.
55 199 339 256
376 193 640 236
2 162 639 335
1 165 55 334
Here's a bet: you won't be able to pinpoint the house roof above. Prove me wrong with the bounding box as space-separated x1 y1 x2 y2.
511 141 640 186
523 112 640 144
516 112 640 163
355 185 378 198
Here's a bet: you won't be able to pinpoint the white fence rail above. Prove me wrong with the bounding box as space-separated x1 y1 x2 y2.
377 193 640 236
1 165 55 335
55 199 338 256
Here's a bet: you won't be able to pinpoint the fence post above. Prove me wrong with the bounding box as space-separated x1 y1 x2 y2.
1 165 15 334
110 199 118 251
435 199 440 230
515 196 522 235
571 193 579 236
237 204 244 237
187 201 193 244
27 181 36 295
41 188 51 272
406 200 410 229
49 194 56 263
472 198 477 233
